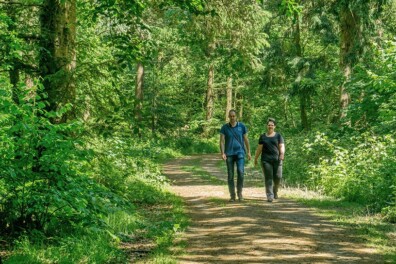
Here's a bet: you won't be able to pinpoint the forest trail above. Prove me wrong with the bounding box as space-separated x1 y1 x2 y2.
162 154 383 264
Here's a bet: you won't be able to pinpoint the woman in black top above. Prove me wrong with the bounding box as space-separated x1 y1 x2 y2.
254 118 285 202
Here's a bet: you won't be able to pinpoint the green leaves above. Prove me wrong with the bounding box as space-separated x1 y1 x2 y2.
0 83 117 236
299 131 396 214
346 40 396 132
280 0 303 17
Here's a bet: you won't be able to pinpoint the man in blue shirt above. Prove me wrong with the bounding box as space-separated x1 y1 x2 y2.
220 109 251 202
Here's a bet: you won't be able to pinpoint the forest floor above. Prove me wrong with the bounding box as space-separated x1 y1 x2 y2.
161 154 385 264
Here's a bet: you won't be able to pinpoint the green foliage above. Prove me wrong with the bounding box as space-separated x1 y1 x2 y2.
1 85 192 261
284 127 396 223
293 131 396 213
280 0 303 17
382 205 396 223
347 40 396 132
6 233 126 264
171 135 218 154
1 0 396 261
0 86 117 236
280 133 311 186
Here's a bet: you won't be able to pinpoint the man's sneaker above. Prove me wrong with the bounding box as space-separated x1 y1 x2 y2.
267 198 273 202
274 193 278 199
238 197 244 202
229 198 236 202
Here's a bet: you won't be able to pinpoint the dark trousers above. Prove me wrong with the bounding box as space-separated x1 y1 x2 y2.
226 155 245 198
261 160 282 199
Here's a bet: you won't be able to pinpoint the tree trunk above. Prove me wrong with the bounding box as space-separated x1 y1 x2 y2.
134 62 144 136
151 97 156 135
24 74 35 101
293 10 309 131
283 96 288 123
299 95 309 130
339 4 361 121
205 64 214 121
10 68 20 104
5 7 20 104
238 94 243 120
293 11 302 57
225 76 232 121
40 0 76 123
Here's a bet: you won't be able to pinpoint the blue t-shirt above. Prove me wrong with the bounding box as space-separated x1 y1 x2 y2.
220 122 247 156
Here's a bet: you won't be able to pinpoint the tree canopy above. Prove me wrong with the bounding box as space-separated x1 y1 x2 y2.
1 0 395 262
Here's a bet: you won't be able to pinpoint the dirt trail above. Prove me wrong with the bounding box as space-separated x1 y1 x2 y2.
163 154 383 264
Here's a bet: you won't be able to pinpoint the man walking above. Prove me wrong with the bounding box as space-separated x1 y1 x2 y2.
220 109 251 202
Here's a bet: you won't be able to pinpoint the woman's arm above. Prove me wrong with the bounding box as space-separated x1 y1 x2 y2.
279 143 285 160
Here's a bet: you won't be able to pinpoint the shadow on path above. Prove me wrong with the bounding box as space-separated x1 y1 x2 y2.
163 154 382 264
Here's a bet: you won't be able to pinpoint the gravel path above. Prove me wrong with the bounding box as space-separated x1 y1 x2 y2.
162 154 382 264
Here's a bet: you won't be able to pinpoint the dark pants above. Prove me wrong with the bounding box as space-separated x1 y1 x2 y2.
226 155 245 199
261 160 282 199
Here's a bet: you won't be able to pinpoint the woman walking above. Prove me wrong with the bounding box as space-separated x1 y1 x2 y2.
254 118 285 202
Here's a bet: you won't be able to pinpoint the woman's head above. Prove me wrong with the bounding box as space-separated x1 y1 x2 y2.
267 118 276 132
267 117 276 126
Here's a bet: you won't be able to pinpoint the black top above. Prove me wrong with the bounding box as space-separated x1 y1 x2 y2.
258 132 284 162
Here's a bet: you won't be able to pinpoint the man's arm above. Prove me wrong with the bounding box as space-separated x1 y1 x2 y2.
254 144 263 166
243 134 252 160
220 134 226 160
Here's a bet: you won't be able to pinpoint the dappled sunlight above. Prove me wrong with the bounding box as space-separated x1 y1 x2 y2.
163 154 382 263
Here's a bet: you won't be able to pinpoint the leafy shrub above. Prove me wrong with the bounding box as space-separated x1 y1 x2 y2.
0 87 117 236
282 132 334 186
305 132 396 212
173 135 218 154
382 206 396 223
347 40 396 133
381 180 396 223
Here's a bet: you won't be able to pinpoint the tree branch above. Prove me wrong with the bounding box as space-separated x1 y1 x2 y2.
17 33 41 41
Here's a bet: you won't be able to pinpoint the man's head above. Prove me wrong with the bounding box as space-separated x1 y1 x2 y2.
229 109 237 123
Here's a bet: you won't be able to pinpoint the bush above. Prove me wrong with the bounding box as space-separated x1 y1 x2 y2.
382 206 396 223
0 87 116 236
305 132 396 212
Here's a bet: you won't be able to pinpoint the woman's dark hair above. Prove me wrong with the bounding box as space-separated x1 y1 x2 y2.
267 117 276 126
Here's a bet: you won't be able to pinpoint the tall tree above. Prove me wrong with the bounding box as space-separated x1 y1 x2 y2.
336 0 388 122
291 4 310 130
205 64 214 122
186 0 269 133
0 1 40 104
338 2 362 120
225 76 232 121
134 62 144 136
40 0 77 123
5 7 20 104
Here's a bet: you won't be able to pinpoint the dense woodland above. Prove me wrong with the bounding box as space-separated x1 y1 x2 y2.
1 0 395 262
